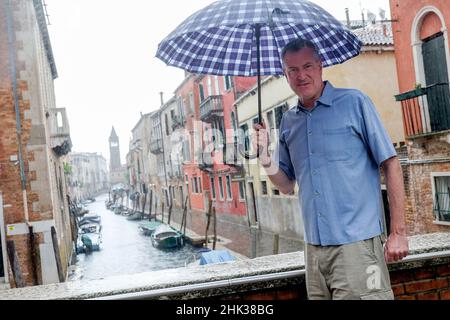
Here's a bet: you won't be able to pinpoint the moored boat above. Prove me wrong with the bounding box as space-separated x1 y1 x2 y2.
151 224 184 249
138 220 162 236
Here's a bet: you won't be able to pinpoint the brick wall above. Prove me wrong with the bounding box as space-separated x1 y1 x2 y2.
1 0 73 287
212 263 450 300
391 265 450 300
401 133 450 235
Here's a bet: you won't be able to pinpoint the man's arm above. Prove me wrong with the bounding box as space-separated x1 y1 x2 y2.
381 156 409 262
253 122 295 195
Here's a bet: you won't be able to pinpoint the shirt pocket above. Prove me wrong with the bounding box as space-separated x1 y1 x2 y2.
323 126 354 161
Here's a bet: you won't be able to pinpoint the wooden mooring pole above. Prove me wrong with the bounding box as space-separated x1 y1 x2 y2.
204 199 213 248
273 234 280 255
148 190 153 221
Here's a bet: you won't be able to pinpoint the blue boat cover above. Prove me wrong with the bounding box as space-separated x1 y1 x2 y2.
199 250 236 265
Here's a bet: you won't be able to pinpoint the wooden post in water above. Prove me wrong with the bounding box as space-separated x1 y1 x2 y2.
142 189 147 217
161 202 165 224
51 226 65 282
167 187 173 225
148 189 153 221
204 199 213 248
273 234 280 255
180 195 188 235
168 203 173 225
154 195 158 221
212 206 217 250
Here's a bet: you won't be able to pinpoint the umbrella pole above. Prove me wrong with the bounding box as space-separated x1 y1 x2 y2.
256 24 262 158
256 24 262 125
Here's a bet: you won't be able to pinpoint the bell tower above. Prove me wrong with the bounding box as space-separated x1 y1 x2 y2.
109 126 121 171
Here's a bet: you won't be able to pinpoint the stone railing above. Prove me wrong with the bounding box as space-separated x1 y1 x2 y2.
0 233 449 300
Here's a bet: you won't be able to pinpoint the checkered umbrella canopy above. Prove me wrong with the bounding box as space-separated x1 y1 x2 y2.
156 0 362 76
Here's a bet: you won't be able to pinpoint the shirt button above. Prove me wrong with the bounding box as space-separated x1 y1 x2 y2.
308 130 313 136
318 213 322 217
312 170 318 175
315 191 320 196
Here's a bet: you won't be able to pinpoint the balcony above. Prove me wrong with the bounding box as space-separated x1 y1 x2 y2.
200 95 223 123
149 138 163 154
48 108 72 156
198 152 213 171
171 115 185 131
223 143 243 168
395 83 450 138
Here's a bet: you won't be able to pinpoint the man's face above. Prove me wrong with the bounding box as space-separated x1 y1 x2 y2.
283 48 323 107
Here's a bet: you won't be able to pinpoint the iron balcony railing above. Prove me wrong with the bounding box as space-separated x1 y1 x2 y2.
223 143 243 168
395 83 450 137
198 152 213 171
171 115 185 131
149 138 163 154
200 95 223 123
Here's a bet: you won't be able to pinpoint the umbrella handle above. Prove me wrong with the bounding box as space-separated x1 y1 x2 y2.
238 143 261 160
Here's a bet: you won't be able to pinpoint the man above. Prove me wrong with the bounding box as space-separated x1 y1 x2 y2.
253 39 409 300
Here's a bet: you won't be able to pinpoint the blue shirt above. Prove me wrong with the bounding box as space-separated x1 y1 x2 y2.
275 81 397 246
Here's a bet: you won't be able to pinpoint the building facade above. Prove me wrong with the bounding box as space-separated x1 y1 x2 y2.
175 74 210 213
197 75 256 222
0 0 74 287
160 96 186 210
390 0 450 234
67 152 108 202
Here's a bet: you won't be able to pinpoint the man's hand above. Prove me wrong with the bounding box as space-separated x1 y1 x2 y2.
384 233 409 263
252 121 271 166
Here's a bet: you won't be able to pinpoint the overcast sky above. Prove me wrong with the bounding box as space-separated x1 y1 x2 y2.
45 0 391 164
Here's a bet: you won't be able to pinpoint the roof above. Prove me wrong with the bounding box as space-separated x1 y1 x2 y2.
109 126 118 139
353 21 393 46
339 20 366 30
33 0 58 79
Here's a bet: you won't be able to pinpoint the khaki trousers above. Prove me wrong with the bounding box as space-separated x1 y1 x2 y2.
305 236 394 300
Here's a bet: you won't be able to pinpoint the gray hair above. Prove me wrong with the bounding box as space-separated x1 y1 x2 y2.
281 39 321 63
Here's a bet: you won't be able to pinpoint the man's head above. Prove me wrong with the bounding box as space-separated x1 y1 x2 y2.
281 39 324 108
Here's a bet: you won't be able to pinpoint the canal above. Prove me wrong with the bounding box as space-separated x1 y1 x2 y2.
69 194 199 281
69 193 304 281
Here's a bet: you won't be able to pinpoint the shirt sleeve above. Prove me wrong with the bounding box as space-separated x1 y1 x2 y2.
273 117 296 181
358 93 397 166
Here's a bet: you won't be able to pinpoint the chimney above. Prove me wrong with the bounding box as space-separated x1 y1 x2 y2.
345 8 351 28
159 92 164 107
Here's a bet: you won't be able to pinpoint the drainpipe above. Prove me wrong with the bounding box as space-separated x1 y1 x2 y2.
5 0 37 285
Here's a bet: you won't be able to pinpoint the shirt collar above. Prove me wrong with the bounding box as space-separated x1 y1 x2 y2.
296 81 334 113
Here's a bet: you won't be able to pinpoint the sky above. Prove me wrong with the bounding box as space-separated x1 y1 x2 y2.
45 0 391 165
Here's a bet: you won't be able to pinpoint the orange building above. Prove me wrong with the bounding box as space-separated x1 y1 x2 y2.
175 74 255 216
390 0 450 234
196 75 255 218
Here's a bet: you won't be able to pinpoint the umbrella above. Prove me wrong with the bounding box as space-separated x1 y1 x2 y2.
156 0 362 156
